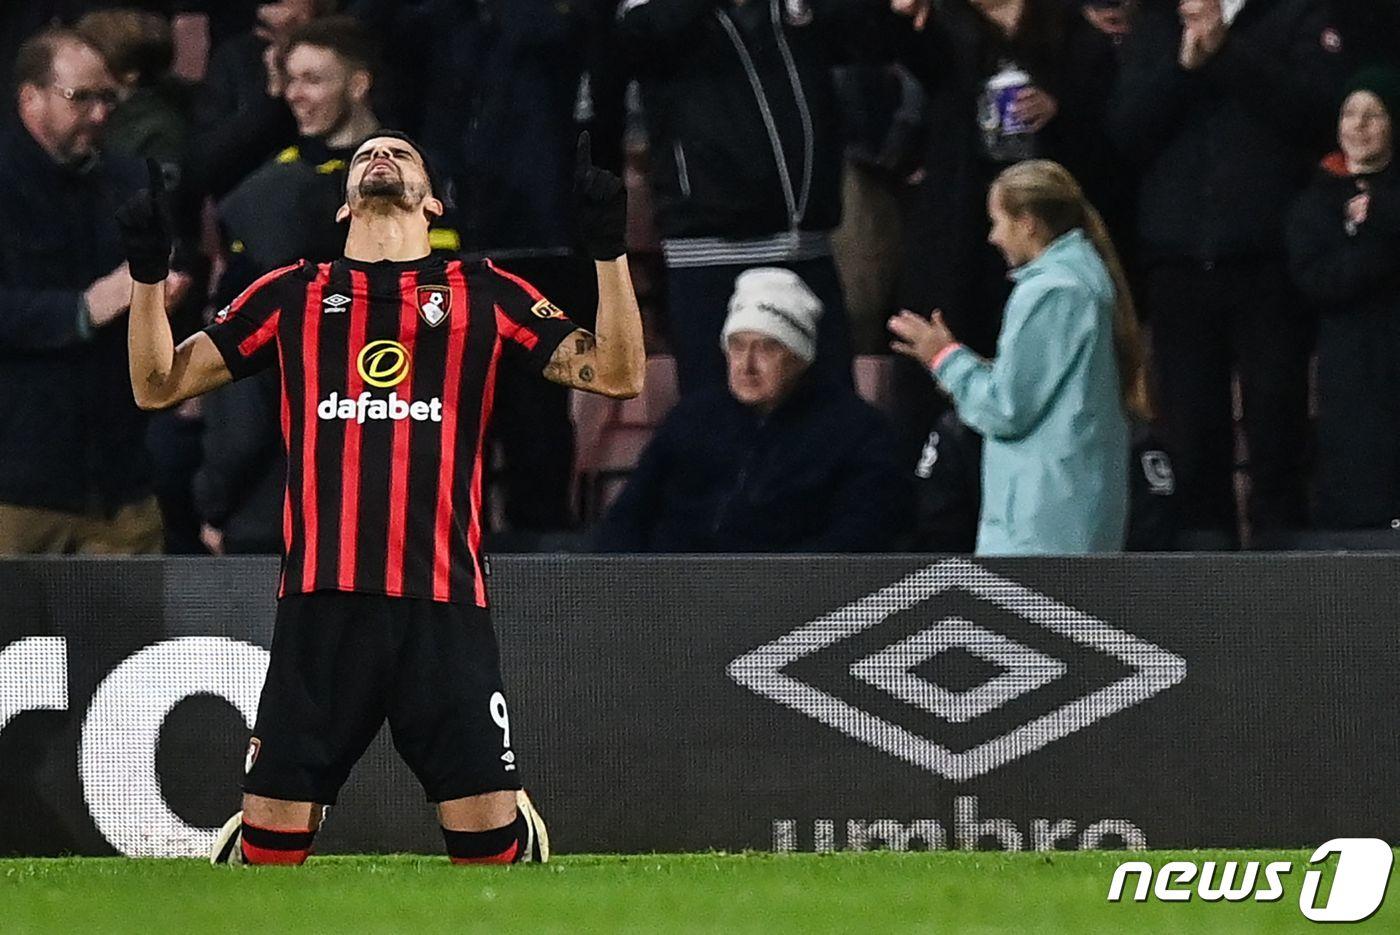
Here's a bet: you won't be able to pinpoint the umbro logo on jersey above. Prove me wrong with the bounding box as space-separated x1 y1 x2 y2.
322 293 351 314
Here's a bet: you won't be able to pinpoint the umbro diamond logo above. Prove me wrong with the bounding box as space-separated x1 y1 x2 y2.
727 559 1187 782
322 293 351 313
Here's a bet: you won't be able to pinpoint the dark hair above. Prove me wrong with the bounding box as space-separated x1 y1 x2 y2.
13 27 90 92
349 129 441 196
285 14 378 76
75 10 173 86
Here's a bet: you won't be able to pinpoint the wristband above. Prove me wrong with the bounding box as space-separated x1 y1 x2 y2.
929 342 963 373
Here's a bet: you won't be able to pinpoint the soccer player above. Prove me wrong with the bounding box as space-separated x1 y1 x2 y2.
116 131 642 865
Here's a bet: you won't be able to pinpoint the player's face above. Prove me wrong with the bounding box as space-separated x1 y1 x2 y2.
283 45 365 139
22 42 117 165
345 137 436 216
725 331 807 412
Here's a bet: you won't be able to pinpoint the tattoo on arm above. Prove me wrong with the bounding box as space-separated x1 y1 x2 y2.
579 365 595 383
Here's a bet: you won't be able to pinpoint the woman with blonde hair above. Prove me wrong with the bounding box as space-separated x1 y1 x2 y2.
890 159 1150 554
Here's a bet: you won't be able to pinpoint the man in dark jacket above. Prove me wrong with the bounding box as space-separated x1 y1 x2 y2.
197 16 378 553
0 29 179 552
1108 0 1350 546
613 0 930 396
596 267 911 552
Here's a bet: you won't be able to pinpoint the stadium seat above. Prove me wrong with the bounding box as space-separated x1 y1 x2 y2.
571 356 680 520
852 355 897 416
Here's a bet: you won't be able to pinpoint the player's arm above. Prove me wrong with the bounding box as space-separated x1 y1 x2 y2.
542 133 645 400
119 160 282 410
128 281 232 410
543 257 645 399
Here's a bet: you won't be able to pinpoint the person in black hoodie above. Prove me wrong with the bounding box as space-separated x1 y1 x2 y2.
1287 67 1400 530
1108 0 1350 547
613 0 931 396
595 267 911 552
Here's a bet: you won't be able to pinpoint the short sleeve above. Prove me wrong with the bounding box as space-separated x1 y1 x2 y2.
203 262 303 380
485 259 581 373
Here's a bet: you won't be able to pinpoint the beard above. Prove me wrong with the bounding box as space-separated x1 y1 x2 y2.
358 173 406 200
351 169 433 214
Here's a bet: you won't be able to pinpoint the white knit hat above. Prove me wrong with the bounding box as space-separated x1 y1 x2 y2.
720 268 824 364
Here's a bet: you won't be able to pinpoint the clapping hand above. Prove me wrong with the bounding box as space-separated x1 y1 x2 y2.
889 308 958 367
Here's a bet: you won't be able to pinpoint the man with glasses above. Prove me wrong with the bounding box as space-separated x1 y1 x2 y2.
0 28 188 554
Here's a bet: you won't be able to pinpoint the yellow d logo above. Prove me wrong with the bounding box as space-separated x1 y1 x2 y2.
357 340 410 388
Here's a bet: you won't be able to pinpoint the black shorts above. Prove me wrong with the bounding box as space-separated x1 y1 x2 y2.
244 591 523 804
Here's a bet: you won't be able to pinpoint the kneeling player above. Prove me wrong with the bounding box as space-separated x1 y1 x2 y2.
117 132 642 865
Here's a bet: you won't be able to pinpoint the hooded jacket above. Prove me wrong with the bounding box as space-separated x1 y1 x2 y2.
615 0 899 256
933 229 1130 554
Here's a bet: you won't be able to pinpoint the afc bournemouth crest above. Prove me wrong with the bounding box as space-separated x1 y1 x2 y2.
418 285 451 327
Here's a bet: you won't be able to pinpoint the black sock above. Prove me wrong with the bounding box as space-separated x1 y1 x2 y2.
442 810 527 864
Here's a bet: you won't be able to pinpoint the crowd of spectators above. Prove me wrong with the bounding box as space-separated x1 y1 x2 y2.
0 0 1397 557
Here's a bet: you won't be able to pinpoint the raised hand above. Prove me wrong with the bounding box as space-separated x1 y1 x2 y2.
114 159 173 285
889 308 958 367
573 131 628 261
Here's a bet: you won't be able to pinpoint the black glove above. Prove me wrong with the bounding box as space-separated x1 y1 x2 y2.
573 131 627 261
115 159 173 284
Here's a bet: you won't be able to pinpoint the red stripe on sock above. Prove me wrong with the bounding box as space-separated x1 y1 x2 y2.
240 841 311 865
449 841 520 865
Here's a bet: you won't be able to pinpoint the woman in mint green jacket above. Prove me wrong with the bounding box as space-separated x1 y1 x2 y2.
890 160 1152 555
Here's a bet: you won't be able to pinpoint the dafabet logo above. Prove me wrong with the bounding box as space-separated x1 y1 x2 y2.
318 341 442 424
357 340 411 388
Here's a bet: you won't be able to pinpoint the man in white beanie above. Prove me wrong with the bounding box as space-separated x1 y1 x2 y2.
720 268 823 414
596 268 911 552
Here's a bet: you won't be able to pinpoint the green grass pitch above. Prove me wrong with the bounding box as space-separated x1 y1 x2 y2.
1 851 1390 933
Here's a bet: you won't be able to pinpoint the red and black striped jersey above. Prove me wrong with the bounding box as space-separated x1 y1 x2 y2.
203 255 577 605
